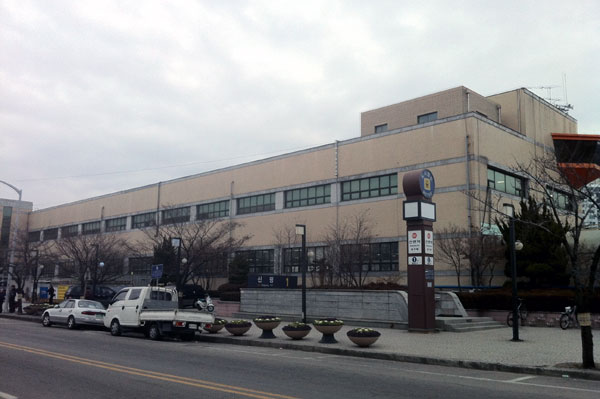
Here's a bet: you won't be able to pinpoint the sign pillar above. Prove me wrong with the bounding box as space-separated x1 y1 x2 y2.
402 169 436 332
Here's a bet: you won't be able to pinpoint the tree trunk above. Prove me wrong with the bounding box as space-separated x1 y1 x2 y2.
581 326 595 369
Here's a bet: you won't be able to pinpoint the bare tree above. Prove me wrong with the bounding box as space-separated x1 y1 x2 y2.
53 233 128 298
139 216 250 291
272 223 299 275
436 225 468 291
509 152 599 368
321 209 376 288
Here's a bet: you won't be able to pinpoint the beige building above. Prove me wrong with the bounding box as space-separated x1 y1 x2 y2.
9 86 580 290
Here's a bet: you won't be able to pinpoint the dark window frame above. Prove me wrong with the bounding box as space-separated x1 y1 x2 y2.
374 123 388 134
132 212 156 229
197 200 230 220
82 221 101 235
61 225 79 238
162 207 191 225
237 193 276 215
236 249 274 274
105 217 127 232
285 184 331 209
487 167 525 198
341 173 398 201
43 228 59 241
417 111 438 124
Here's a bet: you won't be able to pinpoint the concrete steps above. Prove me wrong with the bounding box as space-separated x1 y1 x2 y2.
436 316 505 332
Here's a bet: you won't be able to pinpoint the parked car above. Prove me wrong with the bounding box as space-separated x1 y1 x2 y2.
178 284 207 309
41 299 107 329
64 285 116 307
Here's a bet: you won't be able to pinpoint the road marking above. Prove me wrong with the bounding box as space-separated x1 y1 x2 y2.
0 392 17 399
506 376 535 383
0 341 298 399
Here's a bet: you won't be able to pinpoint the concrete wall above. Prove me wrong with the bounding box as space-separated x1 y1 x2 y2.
239 289 467 324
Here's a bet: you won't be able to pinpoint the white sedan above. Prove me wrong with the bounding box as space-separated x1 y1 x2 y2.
41 299 106 329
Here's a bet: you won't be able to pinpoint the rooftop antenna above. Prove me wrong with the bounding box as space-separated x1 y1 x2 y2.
527 78 573 113
556 73 573 113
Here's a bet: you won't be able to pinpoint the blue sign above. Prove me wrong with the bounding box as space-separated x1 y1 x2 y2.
151 264 164 279
419 169 435 199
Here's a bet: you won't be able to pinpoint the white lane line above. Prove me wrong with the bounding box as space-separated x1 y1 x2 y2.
0 391 18 399
506 376 535 383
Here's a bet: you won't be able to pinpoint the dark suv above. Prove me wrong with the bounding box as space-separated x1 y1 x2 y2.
64 285 117 307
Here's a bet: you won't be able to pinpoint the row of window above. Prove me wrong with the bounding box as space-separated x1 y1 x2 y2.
373 111 439 134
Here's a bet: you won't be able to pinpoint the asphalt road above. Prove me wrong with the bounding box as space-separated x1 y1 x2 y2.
0 318 598 399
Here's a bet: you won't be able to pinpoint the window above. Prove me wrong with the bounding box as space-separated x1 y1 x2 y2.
82 221 101 235
285 184 330 208
150 290 172 301
236 249 274 274
341 242 399 272
237 193 276 215
342 173 398 201
28 231 41 242
374 123 388 134
128 289 142 300
132 212 156 229
487 168 524 197
1 207 12 246
283 246 326 273
61 225 79 238
43 228 58 241
129 257 152 275
547 187 574 211
106 217 127 232
197 200 229 219
112 290 129 302
162 207 190 224
418 111 438 124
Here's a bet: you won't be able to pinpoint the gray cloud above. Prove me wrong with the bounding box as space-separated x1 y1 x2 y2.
1 0 598 209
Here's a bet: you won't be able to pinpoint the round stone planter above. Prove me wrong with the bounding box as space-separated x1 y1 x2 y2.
347 335 380 347
313 324 342 344
282 327 311 340
225 323 251 336
203 323 225 334
254 320 280 339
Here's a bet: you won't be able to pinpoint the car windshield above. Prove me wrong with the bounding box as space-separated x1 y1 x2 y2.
78 300 104 309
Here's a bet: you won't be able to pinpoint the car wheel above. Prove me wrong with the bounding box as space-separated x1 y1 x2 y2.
67 316 77 330
42 313 52 327
110 319 122 336
148 324 161 341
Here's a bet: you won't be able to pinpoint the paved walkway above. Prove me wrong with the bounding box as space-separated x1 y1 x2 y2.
2 312 598 380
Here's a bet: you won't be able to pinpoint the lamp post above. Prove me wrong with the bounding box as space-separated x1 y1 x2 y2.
0 180 22 313
171 237 183 307
295 225 307 323
504 204 524 342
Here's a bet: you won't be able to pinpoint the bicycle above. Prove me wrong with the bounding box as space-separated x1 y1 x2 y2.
559 305 578 330
506 297 528 327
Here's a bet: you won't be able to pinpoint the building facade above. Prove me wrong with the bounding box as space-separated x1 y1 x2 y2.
18 86 581 289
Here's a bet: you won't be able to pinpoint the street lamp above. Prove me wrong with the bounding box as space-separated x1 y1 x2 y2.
504 204 524 342
295 224 307 323
0 180 22 313
171 237 183 307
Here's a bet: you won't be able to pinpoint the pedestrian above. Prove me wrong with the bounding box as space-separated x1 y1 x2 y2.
8 285 16 313
48 284 55 305
0 288 5 313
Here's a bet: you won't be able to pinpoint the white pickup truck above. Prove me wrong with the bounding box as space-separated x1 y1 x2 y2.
104 286 215 340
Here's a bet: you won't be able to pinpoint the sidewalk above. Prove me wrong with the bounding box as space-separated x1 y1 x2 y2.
2 312 598 381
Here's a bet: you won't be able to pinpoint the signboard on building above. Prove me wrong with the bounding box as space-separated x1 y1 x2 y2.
248 275 298 289
151 264 163 279
424 230 434 254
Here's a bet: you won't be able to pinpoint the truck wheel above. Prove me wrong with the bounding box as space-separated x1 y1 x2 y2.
148 324 162 341
110 319 122 336
67 316 77 330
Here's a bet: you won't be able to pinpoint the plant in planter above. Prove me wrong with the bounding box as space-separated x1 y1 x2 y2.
224 319 252 336
282 322 312 340
203 318 227 334
346 327 381 347
313 318 344 344
253 316 281 339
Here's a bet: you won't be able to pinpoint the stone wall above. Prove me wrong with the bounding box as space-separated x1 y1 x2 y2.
239 289 467 324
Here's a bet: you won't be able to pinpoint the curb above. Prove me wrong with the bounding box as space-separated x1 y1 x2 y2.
3 314 598 381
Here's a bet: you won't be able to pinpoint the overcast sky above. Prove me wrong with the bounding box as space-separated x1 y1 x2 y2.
1 0 599 210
